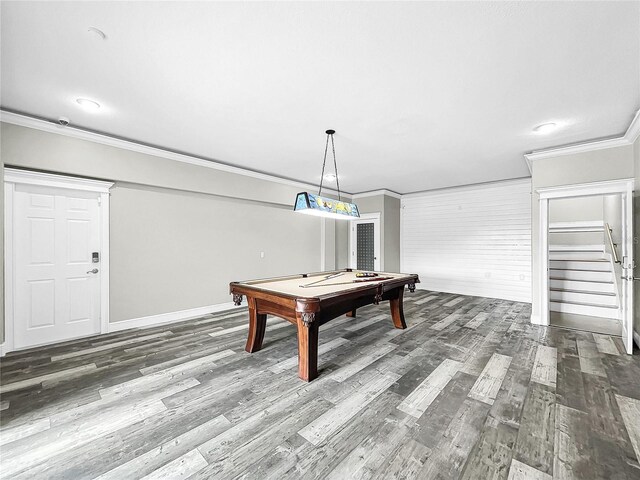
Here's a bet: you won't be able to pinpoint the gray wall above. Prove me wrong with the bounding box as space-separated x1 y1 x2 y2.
1 122 331 329
383 195 401 272
351 193 401 272
109 184 321 321
549 196 604 223
323 219 336 271
531 144 635 322
335 221 350 269
548 196 605 246
354 195 385 268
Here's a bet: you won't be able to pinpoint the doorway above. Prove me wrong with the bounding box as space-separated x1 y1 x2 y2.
349 213 381 271
538 179 634 353
4 169 113 352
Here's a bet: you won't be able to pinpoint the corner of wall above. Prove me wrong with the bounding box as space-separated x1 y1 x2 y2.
1 161 4 345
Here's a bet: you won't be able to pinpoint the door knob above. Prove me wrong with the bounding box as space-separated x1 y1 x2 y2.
87 268 99 274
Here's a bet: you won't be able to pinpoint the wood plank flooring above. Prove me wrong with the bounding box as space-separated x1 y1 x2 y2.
1 290 639 479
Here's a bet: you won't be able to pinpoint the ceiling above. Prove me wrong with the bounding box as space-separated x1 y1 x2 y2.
1 1 639 194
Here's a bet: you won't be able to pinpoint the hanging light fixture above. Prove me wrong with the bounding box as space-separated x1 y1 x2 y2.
294 129 360 220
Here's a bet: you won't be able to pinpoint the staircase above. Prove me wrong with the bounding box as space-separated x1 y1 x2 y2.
549 244 620 320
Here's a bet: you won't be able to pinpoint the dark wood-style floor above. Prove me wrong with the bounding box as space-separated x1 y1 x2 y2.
1 291 639 479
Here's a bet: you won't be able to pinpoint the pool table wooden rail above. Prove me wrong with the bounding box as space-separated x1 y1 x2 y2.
229 270 419 381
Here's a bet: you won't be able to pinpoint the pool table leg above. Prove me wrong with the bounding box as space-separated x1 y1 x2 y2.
296 319 319 382
389 287 407 329
245 298 267 353
346 309 356 318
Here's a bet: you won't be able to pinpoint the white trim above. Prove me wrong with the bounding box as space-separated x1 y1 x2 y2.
524 109 640 164
1 110 344 197
4 167 113 193
624 109 640 143
100 191 111 335
352 189 402 200
3 182 15 356
3 168 113 354
402 177 531 198
5 109 638 199
525 137 629 163
349 212 382 271
536 178 635 338
108 302 244 332
530 314 542 326
549 220 604 230
621 181 634 353
524 155 533 175
539 197 550 326
537 179 635 199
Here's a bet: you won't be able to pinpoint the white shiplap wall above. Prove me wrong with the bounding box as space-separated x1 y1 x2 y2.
401 179 532 302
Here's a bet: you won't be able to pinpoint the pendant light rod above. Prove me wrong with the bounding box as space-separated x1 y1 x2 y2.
329 132 341 201
318 131 330 196
318 129 341 201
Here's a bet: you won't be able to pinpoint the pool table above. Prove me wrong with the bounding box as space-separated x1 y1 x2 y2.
229 269 419 381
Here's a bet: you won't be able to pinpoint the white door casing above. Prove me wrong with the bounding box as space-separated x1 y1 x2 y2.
349 213 381 271
4 169 113 353
620 186 634 353
537 179 634 354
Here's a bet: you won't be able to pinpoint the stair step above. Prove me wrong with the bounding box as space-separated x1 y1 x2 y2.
549 252 607 261
549 278 615 294
549 277 614 284
549 244 605 252
550 289 618 306
549 221 605 233
550 301 620 319
550 288 616 296
549 269 613 282
549 260 611 272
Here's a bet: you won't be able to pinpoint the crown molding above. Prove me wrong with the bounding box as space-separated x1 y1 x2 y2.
402 177 531 199
536 178 634 200
624 108 640 144
351 189 402 200
0 110 345 196
524 136 629 164
524 109 640 168
4 167 114 193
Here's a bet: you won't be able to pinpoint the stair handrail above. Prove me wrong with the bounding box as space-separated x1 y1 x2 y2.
605 223 621 264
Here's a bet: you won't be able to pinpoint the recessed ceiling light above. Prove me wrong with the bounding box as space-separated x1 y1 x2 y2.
76 98 101 111
533 122 558 134
323 173 337 181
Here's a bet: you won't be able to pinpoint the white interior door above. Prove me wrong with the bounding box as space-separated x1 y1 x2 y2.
13 183 102 348
620 189 634 354
350 214 381 271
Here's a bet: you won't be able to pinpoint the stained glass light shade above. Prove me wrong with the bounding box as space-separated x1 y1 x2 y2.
294 192 360 220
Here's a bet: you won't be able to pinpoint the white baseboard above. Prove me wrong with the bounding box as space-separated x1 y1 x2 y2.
530 314 543 325
0 342 7 357
108 302 243 333
634 330 640 350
